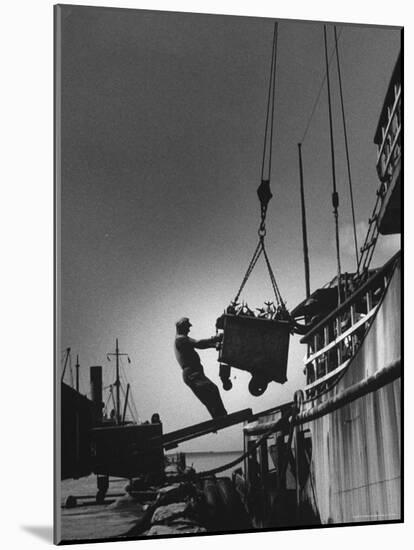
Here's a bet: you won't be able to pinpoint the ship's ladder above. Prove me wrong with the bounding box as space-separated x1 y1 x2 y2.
356 184 386 278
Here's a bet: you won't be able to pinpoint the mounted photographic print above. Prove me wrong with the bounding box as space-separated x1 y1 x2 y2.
54 4 403 544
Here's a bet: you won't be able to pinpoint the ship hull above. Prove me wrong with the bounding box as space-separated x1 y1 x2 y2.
298 260 401 524
243 259 401 528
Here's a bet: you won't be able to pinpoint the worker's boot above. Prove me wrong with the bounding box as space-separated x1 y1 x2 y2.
219 364 232 391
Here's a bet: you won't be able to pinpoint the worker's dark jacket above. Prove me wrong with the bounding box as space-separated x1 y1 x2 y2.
174 334 227 419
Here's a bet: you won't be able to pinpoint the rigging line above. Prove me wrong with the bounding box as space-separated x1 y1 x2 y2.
120 360 126 383
268 22 279 180
262 243 283 306
195 408 296 479
121 363 136 416
110 386 116 413
242 247 262 286
300 27 344 144
119 384 129 421
128 405 136 423
127 386 139 420
129 383 139 417
297 143 311 299
127 398 138 423
194 422 280 478
68 352 74 388
120 365 132 396
130 401 139 423
243 243 262 281
120 383 136 422
61 348 71 382
261 22 278 182
119 362 139 421
262 242 282 301
234 240 263 303
194 429 271 477
334 25 359 268
103 391 111 414
324 25 342 306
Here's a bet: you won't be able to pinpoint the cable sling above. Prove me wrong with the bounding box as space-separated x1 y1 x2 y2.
232 22 286 313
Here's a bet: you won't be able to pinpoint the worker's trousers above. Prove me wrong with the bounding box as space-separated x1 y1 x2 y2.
182 367 227 419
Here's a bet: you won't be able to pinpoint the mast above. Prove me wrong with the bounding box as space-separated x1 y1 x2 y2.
75 354 80 392
107 338 131 424
115 338 120 424
297 143 311 299
61 347 71 382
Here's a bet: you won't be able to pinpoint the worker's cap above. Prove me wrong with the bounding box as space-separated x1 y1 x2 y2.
176 317 192 329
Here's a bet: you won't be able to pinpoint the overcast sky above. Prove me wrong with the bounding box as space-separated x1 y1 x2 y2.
58 6 401 450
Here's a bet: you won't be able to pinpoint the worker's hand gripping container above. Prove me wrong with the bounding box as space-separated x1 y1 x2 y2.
218 314 290 395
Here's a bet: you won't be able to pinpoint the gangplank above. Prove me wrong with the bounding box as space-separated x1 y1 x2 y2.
156 408 253 450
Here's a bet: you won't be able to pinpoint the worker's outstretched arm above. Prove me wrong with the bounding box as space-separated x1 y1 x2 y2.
191 335 221 349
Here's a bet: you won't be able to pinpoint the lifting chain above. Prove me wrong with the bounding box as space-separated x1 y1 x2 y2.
231 22 287 315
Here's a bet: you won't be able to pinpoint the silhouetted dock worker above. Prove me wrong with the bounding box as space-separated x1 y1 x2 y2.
174 317 227 419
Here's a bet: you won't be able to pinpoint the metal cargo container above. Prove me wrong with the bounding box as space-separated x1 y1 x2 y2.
218 314 290 395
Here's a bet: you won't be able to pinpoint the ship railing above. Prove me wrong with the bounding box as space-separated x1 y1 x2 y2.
301 252 400 399
376 83 401 186
304 358 350 394
303 306 378 400
304 305 377 368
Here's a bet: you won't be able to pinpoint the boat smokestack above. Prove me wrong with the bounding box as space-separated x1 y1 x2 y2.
90 365 103 425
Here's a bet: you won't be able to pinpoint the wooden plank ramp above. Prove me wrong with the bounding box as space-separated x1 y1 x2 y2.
157 408 253 450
